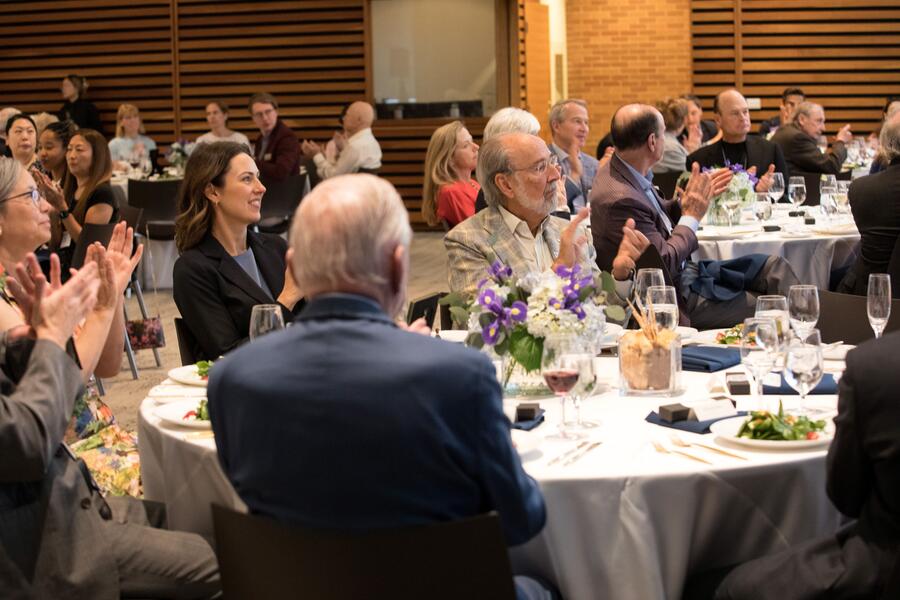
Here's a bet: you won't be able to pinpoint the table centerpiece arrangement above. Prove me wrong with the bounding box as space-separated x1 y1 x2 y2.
618 299 681 395
678 162 758 226
165 139 196 176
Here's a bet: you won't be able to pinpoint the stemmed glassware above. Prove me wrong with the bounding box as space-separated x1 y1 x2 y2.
646 285 679 331
788 177 806 211
755 295 790 348
767 172 785 203
740 317 781 403
721 195 744 227
634 268 665 307
249 304 285 340
784 329 824 415
541 334 585 439
788 285 819 339
834 181 851 214
568 346 599 431
820 175 838 218
867 274 892 339
754 192 773 222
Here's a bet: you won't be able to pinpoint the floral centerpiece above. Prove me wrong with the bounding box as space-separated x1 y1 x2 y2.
165 139 195 173
442 259 625 392
677 162 758 226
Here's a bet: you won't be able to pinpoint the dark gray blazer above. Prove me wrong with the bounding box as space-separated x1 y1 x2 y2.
0 335 119 599
771 123 847 205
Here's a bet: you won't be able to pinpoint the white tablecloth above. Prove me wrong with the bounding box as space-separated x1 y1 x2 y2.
138 358 843 599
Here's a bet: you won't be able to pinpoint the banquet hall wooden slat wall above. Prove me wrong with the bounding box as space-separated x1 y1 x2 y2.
691 0 900 136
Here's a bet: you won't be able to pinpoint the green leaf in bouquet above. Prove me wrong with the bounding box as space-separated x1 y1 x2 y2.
599 270 617 295
494 333 510 355
604 304 627 323
438 292 467 307
465 332 484 349
449 306 471 329
478 312 495 328
509 329 543 373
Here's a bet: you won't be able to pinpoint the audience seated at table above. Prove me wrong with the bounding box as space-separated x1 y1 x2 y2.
758 87 805 138
420 120 480 229
837 113 900 295
5 114 39 172
652 98 691 174
207 172 556 600
771 101 851 206
0 107 20 158
57 73 104 134
248 92 301 182
173 141 303 361
694 331 900 599
301 101 382 180
473 107 542 213
687 89 787 188
195 100 250 148
590 104 801 330
0 254 219 599
547 98 600 212
678 94 720 152
446 132 647 303
107 103 156 172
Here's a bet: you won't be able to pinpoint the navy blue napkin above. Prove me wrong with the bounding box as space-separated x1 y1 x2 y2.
682 346 741 372
512 409 545 431
763 373 838 395
645 410 748 434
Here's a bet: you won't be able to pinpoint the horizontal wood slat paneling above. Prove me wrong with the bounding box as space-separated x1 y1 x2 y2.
691 0 900 136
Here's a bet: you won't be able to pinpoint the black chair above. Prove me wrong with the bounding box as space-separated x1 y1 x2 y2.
127 178 181 240
652 170 682 200
818 290 900 344
70 223 116 270
174 317 199 366
886 237 900 298
406 292 442 328
211 505 516 600
256 173 307 234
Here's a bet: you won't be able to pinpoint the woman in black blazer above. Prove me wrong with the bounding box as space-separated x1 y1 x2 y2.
173 141 302 360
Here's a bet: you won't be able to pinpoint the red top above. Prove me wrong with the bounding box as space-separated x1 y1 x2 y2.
436 179 480 228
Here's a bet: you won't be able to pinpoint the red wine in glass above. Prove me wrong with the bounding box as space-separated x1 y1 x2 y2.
544 369 580 394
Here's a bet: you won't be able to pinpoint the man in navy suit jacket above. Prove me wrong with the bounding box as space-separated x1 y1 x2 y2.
208 174 552 598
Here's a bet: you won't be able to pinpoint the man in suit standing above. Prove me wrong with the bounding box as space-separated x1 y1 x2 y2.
758 87 805 138
208 173 556 599
590 104 800 329
0 260 219 599
248 92 301 181
771 101 852 205
687 89 787 189
711 331 900 599
445 132 649 297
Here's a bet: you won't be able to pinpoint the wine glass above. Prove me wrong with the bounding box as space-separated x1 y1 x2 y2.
721 196 744 226
788 285 819 338
846 139 860 164
767 172 785 203
542 334 585 439
784 329 824 415
788 177 807 210
646 285 679 331
867 273 892 339
568 344 599 431
249 304 285 340
755 295 790 347
816 136 828 154
740 317 781 402
754 192 772 222
634 268 665 308
834 180 851 214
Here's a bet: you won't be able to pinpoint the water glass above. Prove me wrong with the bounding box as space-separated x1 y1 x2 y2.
768 172 785 203
635 268 665 308
721 196 744 226
568 350 600 431
788 285 819 338
788 177 806 209
816 136 828 154
754 193 773 221
646 285 679 331
846 139 860 164
249 304 285 340
867 274 892 339
834 181 851 214
740 317 781 401
784 329 824 415
755 295 790 346
542 334 585 439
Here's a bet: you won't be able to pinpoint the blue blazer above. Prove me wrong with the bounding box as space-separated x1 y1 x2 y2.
208 294 546 546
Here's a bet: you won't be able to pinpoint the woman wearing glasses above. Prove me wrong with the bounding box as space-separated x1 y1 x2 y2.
421 121 480 229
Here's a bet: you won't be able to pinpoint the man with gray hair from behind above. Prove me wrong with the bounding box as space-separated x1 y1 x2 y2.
207 173 558 600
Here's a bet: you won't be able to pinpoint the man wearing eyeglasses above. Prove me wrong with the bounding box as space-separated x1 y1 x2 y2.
248 92 301 182
445 132 649 298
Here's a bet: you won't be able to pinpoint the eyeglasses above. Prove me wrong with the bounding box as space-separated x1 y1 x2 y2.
1 188 41 207
508 154 559 176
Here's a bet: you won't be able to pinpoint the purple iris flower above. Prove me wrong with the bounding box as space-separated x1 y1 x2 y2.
481 320 502 345
478 287 499 310
488 260 512 283
508 301 527 323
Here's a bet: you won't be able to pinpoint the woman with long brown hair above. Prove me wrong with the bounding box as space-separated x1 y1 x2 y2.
173 141 302 360
421 121 480 229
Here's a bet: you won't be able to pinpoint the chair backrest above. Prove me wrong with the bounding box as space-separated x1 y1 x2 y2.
818 289 900 344
406 292 442 328
127 178 181 219
211 505 516 600
71 223 117 270
173 317 199 366
886 238 900 298
259 173 307 220
118 204 143 232
652 170 682 200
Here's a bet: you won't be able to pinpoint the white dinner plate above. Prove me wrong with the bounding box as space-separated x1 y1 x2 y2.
438 330 469 343
779 229 813 238
709 415 832 450
692 328 732 346
810 224 858 236
823 343 854 361
696 226 762 241
511 429 541 457
596 323 624 349
154 399 212 430
167 365 208 387
676 326 698 341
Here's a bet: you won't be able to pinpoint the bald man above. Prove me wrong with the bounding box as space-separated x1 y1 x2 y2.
302 101 382 179
687 89 788 191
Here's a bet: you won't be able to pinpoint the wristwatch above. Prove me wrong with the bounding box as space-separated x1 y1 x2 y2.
58 209 70 219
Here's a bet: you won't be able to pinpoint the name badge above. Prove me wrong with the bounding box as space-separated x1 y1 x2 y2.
264 153 272 161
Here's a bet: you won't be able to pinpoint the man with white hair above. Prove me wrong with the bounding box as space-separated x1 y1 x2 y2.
547 98 598 211
301 101 382 179
474 107 543 213
208 174 556 599
771 101 852 205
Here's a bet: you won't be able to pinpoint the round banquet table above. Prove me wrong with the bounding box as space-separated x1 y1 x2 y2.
694 210 859 290
138 357 844 600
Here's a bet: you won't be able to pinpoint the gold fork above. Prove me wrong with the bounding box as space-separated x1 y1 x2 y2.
652 440 712 465
670 434 747 460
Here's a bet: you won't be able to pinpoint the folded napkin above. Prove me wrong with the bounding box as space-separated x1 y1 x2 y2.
763 373 838 395
645 410 748 434
682 346 741 372
512 409 545 431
